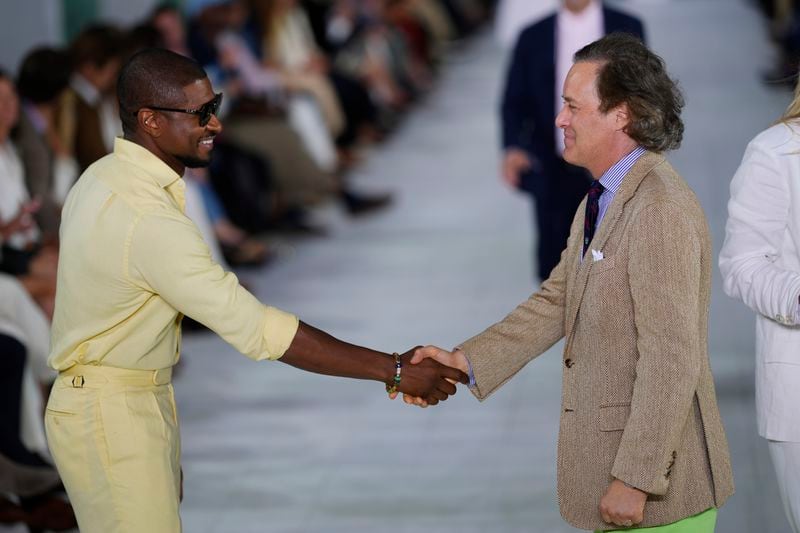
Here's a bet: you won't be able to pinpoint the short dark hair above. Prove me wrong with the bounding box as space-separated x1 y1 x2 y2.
70 24 125 69
16 47 72 104
574 33 684 152
117 47 208 135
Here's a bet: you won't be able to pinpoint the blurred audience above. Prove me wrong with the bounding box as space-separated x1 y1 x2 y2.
0 68 58 319
15 48 77 242
0 274 76 531
0 4 494 523
57 24 125 173
0 70 41 275
183 0 393 223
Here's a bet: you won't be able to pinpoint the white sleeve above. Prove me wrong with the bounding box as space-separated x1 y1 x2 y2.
719 137 800 326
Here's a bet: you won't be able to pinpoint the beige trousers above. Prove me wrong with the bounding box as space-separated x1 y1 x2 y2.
45 365 181 533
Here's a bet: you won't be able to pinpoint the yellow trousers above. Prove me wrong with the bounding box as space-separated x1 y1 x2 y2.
45 364 182 532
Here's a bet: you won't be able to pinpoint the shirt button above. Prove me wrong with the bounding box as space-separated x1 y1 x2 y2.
565 358 574 368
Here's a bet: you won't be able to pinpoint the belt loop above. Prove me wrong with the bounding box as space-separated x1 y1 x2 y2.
71 375 85 388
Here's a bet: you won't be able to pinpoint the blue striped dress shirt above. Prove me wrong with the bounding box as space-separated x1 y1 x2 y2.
595 146 647 230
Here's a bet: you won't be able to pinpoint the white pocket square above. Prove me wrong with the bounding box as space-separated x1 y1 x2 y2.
591 249 604 262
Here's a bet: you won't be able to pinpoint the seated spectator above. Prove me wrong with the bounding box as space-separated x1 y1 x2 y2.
253 0 378 153
0 70 41 275
181 1 391 220
57 24 125 172
15 47 78 242
260 0 346 138
385 0 437 72
408 0 457 55
0 69 58 318
0 273 76 531
324 0 412 111
151 2 195 57
185 167 271 266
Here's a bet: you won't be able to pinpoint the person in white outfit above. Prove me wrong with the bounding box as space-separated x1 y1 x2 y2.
719 80 800 533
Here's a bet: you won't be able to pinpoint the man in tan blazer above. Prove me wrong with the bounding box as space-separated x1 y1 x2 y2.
401 34 734 531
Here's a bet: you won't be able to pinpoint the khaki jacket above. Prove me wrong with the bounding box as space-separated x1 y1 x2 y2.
461 152 734 530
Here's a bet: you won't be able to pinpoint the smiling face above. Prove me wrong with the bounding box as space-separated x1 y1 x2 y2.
555 61 631 177
146 78 222 175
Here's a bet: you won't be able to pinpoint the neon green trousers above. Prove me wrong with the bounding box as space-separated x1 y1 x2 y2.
596 508 717 533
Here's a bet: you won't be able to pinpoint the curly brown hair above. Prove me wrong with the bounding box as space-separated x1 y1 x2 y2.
574 33 684 152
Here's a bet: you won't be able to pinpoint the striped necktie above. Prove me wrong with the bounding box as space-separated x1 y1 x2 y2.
583 180 604 256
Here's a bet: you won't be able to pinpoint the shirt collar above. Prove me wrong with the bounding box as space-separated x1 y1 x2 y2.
598 146 646 194
113 137 182 189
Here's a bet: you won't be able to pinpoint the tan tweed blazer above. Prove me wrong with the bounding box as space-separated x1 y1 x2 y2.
461 152 734 530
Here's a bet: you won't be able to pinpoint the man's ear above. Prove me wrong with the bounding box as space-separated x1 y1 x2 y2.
139 109 161 138
614 104 630 131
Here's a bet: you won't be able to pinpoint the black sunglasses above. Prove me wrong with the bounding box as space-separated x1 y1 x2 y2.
139 93 223 127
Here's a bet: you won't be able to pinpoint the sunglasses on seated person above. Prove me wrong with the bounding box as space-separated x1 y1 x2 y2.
137 93 223 127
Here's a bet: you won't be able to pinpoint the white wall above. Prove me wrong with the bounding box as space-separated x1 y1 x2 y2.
0 0 166 75
0 0 62 74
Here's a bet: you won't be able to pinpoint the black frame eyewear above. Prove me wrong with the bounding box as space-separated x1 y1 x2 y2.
138 93 223 127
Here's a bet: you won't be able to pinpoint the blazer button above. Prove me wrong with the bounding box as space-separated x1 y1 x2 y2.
565 358 574 368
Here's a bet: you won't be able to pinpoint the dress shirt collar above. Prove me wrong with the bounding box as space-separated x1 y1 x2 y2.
598 146 646 193
70 73 101 106
113 137 182 190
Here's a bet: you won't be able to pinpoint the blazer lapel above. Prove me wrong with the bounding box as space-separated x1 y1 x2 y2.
563 151 666 344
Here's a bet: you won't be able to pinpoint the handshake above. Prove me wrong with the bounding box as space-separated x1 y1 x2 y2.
387 346 471 407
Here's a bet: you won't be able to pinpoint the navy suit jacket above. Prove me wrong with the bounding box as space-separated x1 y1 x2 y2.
500 6 645 196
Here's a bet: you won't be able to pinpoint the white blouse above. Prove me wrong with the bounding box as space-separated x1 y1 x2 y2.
0 140 39 250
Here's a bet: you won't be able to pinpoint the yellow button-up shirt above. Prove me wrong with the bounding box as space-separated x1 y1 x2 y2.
49 138 298 371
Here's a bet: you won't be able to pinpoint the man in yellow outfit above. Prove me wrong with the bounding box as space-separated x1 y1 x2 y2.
44 48 466 533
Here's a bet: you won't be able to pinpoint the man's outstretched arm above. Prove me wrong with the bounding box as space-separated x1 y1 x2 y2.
280 322 469 405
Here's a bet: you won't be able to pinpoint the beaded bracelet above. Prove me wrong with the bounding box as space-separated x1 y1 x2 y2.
385 352 402 394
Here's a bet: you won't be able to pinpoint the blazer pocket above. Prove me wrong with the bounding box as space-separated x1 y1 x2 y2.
598 403 631 432
589 255 618 274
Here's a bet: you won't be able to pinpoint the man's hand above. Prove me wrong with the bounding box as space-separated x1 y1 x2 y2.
599 479 647 528
396 349 468 405
389 345 470 407
501 148 533 188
